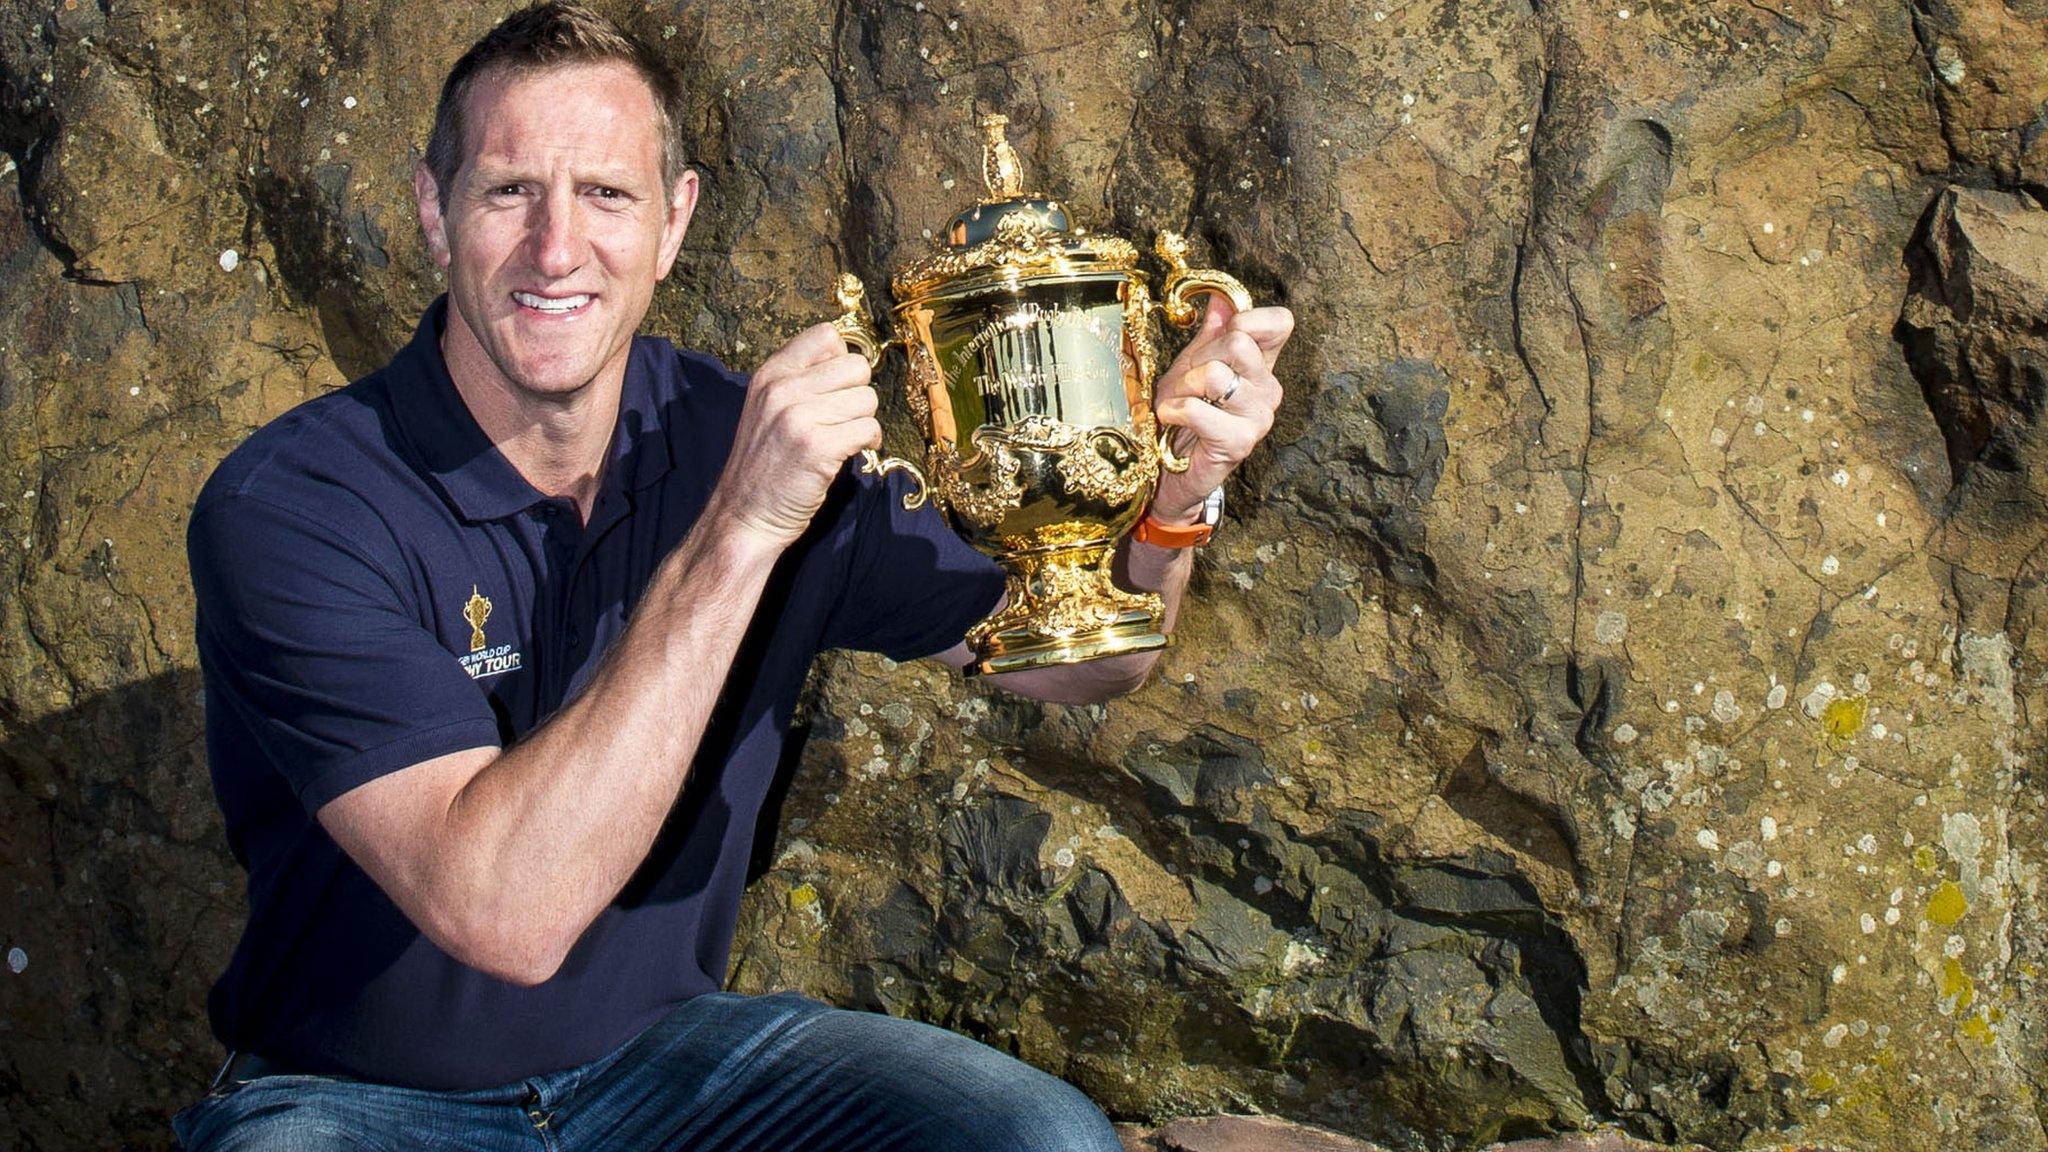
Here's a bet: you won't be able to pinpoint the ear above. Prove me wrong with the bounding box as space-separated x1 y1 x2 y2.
654 168 700 281
414 162 452 270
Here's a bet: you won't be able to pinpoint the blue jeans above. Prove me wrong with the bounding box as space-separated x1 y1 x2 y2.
172 991 1121 1151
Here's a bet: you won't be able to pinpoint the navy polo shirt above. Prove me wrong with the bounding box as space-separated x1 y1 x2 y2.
187 296 1005 1090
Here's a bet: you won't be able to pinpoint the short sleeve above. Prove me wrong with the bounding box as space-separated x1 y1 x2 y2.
819 468 1007 662
188 495 503 815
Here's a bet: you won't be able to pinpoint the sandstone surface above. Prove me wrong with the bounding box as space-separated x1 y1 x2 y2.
1 2 2044 1150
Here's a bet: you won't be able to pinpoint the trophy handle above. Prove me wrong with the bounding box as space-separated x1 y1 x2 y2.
1153 232 1255 473
1156 231 1254 328
1157 426 1192 475
832 274 932 511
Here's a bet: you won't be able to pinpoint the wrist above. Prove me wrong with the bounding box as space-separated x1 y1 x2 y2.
1132 485 1224 549
1146 482 1210 525
693 493 793 569
1145 498 1207 527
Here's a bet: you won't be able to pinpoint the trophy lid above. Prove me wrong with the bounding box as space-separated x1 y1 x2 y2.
891 114 1138 302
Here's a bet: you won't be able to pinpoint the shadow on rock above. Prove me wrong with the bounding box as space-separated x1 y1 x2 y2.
0 667 233 1152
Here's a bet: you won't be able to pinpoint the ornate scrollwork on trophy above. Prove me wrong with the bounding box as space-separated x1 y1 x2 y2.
967 555 1164 647
1060 426 1157 507
1001 414 1077 450
931 428 1027 530
905 338 942 445
1124 278 1159 387
1029 568 1160 637
894 213 1139 300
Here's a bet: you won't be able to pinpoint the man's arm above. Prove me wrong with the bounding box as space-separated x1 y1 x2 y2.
317 325 882 986
934 301 1293 704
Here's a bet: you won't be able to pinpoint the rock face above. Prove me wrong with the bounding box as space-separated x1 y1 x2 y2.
1 2 2044 1150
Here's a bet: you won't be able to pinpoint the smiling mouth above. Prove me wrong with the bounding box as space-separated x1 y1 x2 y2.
513 291 593 315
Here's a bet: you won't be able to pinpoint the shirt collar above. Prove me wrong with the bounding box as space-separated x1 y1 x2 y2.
386 296 676 523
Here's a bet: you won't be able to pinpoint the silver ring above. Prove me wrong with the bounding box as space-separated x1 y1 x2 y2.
1212 370 1244 407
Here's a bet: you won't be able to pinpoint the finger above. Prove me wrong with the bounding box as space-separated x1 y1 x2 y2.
1173 361 1281 429
1229 308 1292 371
760 322 855 374
1198 291 1237 339
808 351 875 393
764 350 872 398
1159 379 1275 433
1171 293 1235 364
1155 394 1260 458
829 416 884 457
1229 306 1294 351
1216 331 1268 379
1158 358 1238 404
806 383 881 425
1165 358 1277 411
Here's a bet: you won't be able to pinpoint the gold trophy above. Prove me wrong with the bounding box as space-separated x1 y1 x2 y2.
833 113 1253 676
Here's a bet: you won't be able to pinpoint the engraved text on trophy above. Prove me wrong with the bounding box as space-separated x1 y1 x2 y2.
959 302 1127 428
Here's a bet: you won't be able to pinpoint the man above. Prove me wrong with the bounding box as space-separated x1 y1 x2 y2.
175 4 1290 1149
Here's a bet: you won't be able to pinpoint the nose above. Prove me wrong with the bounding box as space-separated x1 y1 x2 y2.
528 187 584 280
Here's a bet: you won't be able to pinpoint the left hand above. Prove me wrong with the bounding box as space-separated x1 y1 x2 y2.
1148 296 1294 524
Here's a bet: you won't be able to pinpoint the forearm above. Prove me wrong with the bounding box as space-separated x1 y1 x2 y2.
435 505 780 973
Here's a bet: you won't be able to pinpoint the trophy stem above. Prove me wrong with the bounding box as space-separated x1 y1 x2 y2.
964 542 1168 677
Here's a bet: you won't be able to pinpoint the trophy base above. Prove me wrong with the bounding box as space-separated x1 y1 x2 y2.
963 542 1169 677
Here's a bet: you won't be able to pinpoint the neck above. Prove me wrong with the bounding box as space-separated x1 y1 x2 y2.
439 313 625 524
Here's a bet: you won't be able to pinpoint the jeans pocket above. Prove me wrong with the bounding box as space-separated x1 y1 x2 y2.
171 1074 350 1150
171 1091 225 1148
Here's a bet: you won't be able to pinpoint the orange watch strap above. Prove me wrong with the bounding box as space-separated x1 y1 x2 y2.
1131 512 1214 549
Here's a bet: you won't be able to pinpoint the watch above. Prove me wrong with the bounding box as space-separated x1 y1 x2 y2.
1132 486 1225 549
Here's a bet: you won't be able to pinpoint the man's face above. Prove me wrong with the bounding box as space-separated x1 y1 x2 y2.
415 60 696 404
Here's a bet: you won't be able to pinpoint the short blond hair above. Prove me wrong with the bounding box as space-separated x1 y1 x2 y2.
424 2 687 204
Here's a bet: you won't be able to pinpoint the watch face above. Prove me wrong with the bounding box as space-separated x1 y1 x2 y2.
1202 486 1226 526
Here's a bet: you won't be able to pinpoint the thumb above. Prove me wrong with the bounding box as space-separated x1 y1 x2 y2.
1198 292 1237 339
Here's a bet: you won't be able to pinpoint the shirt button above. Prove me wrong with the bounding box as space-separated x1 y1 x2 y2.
566 628 582 647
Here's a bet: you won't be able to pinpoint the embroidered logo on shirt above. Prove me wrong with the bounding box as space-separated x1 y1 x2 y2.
462 585 492 652
457 585 523 680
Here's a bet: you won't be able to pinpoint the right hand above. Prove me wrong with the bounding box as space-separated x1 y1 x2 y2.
709 322 882 549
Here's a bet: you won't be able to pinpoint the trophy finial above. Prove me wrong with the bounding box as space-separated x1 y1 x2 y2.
979 113 1023 199
1156 230 1192 273
833 272 865 313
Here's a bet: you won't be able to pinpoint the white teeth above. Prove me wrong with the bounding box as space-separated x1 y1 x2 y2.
514 292 590 313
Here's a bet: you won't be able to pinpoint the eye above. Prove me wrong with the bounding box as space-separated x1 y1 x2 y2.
590 186 625 201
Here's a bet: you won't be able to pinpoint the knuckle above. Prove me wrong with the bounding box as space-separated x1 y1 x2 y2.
824 353 867 387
